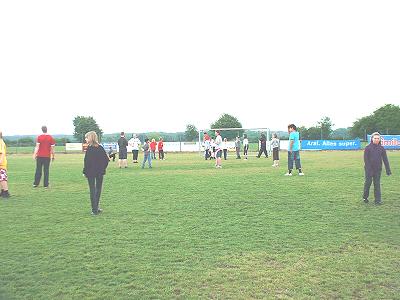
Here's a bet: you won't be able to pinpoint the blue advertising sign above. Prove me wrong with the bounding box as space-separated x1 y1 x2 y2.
301 140 361 150
101 142 118 151
367 135 400 149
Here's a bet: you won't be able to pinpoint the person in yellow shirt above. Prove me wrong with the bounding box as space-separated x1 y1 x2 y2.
0 131 10 198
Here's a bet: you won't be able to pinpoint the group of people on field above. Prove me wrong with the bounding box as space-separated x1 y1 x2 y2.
202 131 280 166
0 123 392 215
115 132 165 169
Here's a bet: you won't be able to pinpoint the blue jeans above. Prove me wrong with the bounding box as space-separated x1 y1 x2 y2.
142 153 152 168
288 151 301 171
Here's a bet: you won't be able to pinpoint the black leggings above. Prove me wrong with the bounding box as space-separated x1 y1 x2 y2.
87 175 104 213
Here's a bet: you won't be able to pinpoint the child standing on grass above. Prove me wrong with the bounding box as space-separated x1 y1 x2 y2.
271 133 280 167
215 131 223 168
243 134 249 160
83 131 109 215
363 132 391 205
285 124 304 176
222 138 228 160
0 131 10 198
150 138 157 160
142 139 152 169
235 136 241 159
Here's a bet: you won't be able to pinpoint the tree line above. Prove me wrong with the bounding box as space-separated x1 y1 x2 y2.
5 104 399 146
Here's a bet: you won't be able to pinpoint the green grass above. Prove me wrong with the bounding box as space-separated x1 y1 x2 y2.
1 151 399 299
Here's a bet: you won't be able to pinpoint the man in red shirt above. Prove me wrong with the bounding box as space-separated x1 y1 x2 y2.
33 126 56 188
157 138 164 160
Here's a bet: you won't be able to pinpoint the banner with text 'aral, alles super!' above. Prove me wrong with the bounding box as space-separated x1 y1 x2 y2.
301 140 361 150
367 135 400 149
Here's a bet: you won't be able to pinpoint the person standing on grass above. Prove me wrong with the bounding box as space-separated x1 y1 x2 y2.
214 130 223 168
150 138 157 160
83 131 109 216
285 124 304 176
235 136 241 159
33 126 55 188
128 134 141 164
142 138 152 169
158 137 165 160
271 133 280 167
203 132 211 160
0 131 10 198
257 132 268 158
243 134 249 160
222 138 228 160
363 132 391 205
117 132 128 168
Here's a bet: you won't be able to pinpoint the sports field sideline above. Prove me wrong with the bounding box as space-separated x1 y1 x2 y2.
1 151 399 299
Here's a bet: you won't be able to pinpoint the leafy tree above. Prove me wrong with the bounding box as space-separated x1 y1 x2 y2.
331 128 351 140
317 116 334 139
184 124 198 142
73 116 103 142
210 113 243 140
17 137 35 146
350 104 400 138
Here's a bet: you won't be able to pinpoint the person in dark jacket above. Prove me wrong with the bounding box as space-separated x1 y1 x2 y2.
363 132 391 205
83 131 109 215
257 132 268 158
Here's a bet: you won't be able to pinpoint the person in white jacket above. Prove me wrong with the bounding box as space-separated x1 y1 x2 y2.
128 134 141 164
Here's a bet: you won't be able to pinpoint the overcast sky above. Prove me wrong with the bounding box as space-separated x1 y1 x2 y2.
1 0 399 136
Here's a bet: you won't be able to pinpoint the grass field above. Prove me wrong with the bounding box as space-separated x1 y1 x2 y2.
1 151 399 299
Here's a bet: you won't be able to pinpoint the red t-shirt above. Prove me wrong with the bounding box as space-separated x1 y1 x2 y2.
157 141 164 150
37 134 56 157
150 141 157 151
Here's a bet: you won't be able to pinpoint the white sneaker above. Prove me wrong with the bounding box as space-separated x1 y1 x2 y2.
284 172 292 176
299 172 305 176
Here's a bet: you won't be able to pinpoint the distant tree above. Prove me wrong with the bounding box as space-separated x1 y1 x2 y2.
350 104 400 138
73 116 103 142
17 137 35 146
317 116 334 139
210 113 243 140
331 128 351 140
184 124 198 142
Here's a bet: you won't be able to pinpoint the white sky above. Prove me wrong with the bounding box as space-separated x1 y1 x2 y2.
1 0 399 136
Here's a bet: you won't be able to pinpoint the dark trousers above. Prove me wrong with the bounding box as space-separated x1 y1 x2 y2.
288 151 301 170
151 150 157 159
363 172 381 202
243 145 249 156
132 150 139 161
159 150 164 160
87 175 104 213
273 147 279 160
236 147 241 159
223 149 228 160
205 150 210 160
258 147 268 158
34 157 51 187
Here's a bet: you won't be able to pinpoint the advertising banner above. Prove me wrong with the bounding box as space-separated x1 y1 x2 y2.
367 135 400 149
301 140 361 150
65 143 83 152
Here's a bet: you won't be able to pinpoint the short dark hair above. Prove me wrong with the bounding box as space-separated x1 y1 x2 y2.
145 138 149 142
41 126 47 133
288 124 297 131
121 132 125 136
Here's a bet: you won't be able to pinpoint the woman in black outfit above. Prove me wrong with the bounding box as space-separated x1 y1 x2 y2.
83 131 109 215
257 132 269 158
